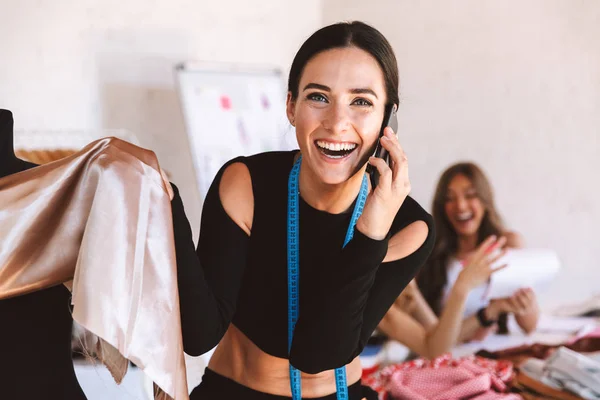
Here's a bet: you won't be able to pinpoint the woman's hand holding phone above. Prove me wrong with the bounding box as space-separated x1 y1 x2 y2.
356 126 410 240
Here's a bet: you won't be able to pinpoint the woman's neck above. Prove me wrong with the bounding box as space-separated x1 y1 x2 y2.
298 160 366 215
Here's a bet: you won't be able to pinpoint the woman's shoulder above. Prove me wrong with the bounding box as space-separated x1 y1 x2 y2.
217 149 295 170
215 150 297 234
216 150 296 185
218 150 296 190
504 230 524 249
214 150 296 185
382 196 435 263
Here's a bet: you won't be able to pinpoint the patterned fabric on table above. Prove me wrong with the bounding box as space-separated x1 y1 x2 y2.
363 354 520 400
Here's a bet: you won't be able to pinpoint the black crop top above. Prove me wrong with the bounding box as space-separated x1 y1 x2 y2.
173 150 435 374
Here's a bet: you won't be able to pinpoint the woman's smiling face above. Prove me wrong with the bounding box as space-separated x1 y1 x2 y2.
287 46 387 185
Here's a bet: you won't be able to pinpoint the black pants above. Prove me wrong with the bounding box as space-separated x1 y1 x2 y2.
190 368 379 400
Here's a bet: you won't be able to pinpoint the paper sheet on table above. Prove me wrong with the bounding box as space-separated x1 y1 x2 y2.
554 294 600 317
536 315 599 334
487 248 560 299
452 314 599 358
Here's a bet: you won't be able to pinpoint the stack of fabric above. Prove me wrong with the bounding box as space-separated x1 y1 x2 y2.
516 347 600 400
475 326 600 399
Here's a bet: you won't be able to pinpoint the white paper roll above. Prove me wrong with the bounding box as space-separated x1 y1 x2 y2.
488 248 561 299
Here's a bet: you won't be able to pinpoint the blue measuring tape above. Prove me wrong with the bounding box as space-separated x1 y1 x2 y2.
287 155 368 400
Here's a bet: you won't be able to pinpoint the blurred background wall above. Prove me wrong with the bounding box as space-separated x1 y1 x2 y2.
1 0 598 311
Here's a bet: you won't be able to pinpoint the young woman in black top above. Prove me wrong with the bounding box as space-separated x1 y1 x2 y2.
172 21 436 399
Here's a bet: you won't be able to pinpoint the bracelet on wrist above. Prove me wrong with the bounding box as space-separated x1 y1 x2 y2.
477 306 497 327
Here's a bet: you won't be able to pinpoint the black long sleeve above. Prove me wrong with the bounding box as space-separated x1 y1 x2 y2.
171 169 250 356
289 197 435 373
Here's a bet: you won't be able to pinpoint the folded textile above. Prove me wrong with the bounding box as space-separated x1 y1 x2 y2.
520 347 600 400
513 370 583 400
0 138 188 399
363 354 520 399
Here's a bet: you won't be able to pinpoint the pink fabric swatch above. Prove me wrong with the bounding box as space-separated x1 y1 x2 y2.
364 354 521 400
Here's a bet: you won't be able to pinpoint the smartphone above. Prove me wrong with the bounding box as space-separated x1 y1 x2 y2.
367 103 398 188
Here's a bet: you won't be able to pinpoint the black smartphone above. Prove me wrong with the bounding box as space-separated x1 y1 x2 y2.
367 103 398 188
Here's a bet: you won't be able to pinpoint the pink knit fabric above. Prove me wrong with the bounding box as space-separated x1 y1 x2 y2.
363 354 521 400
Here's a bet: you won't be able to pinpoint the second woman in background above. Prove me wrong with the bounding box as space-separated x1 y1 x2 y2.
379 162 540 359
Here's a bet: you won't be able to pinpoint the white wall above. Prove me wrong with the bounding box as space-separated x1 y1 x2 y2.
1 1 598 310
324 0 600 309
0 0 322 240
1 2 323 395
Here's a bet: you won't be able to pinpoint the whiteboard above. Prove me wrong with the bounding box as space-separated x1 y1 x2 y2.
175 62 297 205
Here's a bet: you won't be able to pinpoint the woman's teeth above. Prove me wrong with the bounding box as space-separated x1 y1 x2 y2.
456 212 474 222
316 141 357 151
315 141 357 158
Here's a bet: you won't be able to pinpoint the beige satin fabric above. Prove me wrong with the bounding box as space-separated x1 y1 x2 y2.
0 137 188 399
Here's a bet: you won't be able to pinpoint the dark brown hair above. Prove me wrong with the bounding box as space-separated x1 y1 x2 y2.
417 162 506 314
288 21 399 106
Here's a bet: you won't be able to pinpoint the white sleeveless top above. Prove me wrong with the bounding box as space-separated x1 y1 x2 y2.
441 258 490 318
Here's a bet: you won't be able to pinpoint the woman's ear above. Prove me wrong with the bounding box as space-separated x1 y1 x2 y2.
286 92 296 126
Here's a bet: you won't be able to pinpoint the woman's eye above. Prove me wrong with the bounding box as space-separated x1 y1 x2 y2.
352 98 373 107
307 93 328 103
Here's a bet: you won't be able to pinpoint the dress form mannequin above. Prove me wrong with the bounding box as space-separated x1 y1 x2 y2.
0 109 87 399
0 109 36 175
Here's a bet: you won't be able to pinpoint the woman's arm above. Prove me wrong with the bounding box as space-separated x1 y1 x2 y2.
493 230 539 333
516 312 540 334
504 231 540 333
455 231 530 341
426 236 510 353
172 160 253 356
380 237 509 358
378 303 432 357
378 236 511 358
505 231 524 249
457 299 513 343
383 234 438 330
457 315 492 343
512 288 540 334
410 294 439 331
398 280 438 330
379 284 469 359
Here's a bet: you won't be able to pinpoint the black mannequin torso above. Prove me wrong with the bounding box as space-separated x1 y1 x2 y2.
0 109 36 175
0 109 86 399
